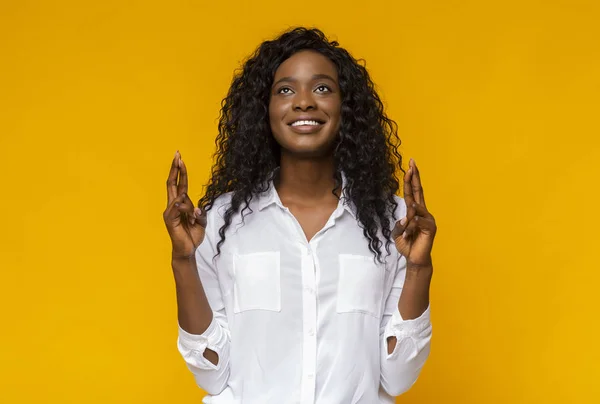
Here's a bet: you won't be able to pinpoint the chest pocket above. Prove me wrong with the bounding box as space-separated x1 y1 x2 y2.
337 254 385 318
233 251 281 313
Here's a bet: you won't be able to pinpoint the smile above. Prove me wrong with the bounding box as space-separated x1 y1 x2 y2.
290 120 322 127
287 120 325 134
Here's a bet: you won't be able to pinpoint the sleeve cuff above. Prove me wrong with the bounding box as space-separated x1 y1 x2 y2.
384 305 432 358
177 316 224 370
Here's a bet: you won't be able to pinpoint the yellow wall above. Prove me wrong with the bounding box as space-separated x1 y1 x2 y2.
1 1 599 403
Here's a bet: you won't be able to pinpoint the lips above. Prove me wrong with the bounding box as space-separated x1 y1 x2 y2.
286 116 326 125
290 119 322 127
286 116 326 134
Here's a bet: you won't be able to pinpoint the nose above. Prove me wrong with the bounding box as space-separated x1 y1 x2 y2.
293 88 316 111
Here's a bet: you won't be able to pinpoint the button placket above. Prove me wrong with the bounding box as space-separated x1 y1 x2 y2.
300 243 317 404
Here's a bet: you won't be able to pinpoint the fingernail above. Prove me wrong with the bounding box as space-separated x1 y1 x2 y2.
174 202 180 207
400 217 407 226
402 231 407 239
190 216 196 225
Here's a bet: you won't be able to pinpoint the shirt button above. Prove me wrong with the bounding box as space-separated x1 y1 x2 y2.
308 328 315 336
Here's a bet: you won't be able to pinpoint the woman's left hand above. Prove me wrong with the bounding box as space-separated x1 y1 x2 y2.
392 158 437 269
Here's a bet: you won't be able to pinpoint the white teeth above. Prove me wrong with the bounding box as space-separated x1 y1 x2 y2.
291 120 321 127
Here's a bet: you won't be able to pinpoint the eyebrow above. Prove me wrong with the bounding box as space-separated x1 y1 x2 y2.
272 74 337 87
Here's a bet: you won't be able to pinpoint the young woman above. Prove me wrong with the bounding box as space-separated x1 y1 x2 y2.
163 27 436 404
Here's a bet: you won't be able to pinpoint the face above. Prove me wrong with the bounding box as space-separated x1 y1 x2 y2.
269 50 342 158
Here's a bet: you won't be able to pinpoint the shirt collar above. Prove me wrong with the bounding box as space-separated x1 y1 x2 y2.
256 169 357 219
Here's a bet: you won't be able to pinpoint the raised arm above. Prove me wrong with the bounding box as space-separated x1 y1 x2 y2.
380 158 436 396
163 151 230 394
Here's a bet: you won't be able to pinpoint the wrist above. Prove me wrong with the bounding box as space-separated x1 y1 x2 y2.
171 248 196 262
171 253 197 272
405 264 433 284
172 254 194 261
406 262 433 274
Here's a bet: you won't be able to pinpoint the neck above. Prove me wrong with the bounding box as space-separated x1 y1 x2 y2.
275 153 340 204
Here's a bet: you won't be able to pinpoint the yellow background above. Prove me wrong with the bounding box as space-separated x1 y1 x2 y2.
1 1 599 403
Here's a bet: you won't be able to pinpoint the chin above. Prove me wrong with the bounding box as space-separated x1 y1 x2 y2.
290 148 329 158
283 140 337 158
272 126 338 158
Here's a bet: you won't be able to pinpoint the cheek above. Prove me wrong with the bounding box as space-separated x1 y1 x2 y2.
324 99 342 125
268 101 276 123
329 102 342 134
268 101 286 127
322 95 341 113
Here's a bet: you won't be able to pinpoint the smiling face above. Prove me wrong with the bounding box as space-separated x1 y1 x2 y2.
269 50 342 158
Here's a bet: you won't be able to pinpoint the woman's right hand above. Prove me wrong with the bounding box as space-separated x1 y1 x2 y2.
163 150 207 260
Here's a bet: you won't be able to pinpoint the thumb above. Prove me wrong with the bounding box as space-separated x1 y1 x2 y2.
193 207 207 228
391 217 407 241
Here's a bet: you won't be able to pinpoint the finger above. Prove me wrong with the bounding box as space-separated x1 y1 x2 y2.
179 192 206 227
403 164 415 208
194 207 207 228
402 214 437 241
164 192 188 221
410 159 426 208
178 192 194 215
165 192 194 222
403 166 416 222
177 155 188 196
166 150 180 204
402 218 419 240
391 217 408 240
413 214 437 235
408 200 434 220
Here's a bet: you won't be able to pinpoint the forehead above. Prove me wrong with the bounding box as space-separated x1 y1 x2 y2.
274 50 338 80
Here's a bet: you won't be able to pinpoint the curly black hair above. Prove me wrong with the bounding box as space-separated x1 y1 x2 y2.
198 27 404 263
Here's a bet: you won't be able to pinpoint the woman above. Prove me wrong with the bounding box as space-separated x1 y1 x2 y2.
163 27 436 404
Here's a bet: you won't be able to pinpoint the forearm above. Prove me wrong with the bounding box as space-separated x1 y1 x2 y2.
387 265 432 353
399 265 432 319
172 254 218 364
380 265 432 395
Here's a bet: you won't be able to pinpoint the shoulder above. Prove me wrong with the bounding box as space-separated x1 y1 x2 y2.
204 192 234 224
203 190 265 227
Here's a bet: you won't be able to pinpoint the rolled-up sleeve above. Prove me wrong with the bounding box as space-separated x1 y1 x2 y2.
379 255 432 397
177 312 230 394
176 207 231 395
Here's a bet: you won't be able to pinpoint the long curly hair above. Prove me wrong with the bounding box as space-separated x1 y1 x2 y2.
198 27 404 263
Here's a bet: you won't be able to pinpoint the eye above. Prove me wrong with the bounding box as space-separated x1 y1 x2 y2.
315 85 331 93
277 87 293 94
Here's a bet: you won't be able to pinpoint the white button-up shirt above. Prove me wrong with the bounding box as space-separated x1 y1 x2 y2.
177 176 432 404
